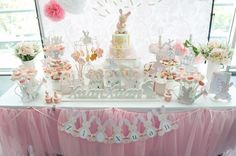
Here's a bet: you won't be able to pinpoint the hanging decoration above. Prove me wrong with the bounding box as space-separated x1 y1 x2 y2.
44 0 65 22
56 0 87 14
59 108 178 144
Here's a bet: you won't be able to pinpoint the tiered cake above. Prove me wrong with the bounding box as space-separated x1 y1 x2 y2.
110 34 136 59
104 9 142 89
109 9 135 59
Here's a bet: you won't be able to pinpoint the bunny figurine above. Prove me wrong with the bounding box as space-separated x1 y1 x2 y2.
116 9 131 34
82 31 92 45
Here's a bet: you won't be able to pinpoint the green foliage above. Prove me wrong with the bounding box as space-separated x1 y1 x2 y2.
183 40 200 56
16 53 35 62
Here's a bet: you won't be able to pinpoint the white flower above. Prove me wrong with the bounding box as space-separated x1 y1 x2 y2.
207 41 221 49
16 42 39 56
16 42 33 55
208 48 229 64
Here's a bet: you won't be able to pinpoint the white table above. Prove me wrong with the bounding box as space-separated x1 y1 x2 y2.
0 85 236 111
0 85 236 156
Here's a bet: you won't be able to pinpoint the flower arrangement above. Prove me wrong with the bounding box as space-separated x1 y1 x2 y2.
184 40 232 64
11 66 37 84
173 40 189 56
44 59 72 80
15 42 40 62
175 71 206 105
174 67 204 84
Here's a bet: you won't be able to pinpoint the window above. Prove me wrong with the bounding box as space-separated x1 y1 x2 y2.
0 0 41 71
210 0 236 71
210 0 235 42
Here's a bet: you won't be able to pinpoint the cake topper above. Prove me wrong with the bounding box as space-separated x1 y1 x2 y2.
116 9 131 34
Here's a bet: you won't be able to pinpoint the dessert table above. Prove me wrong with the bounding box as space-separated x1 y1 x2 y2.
0 86 236 156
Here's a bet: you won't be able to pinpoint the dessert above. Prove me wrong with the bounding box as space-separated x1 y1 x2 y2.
104 9 142 89
109 9 135 59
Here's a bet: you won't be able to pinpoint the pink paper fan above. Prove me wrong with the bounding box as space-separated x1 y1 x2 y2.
44 0 65 22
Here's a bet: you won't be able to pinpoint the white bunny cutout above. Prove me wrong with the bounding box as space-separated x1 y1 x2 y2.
61 116 77 135
95 119 111 143
78 112 95 139
152 109 178 136
138 112 157 138
124 118 140 142
112 120 124 144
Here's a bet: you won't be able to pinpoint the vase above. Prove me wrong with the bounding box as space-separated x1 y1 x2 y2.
22 59 35 68
51 80 61 91
15 79 40 103
60 79 72 94
206 61 221 90
153 80 166 96
178 84 197 105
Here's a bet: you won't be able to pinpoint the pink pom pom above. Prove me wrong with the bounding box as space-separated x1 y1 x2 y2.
44 0 65 22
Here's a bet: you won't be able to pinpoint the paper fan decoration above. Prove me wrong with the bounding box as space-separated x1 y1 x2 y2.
92 0 163 18
44 0 65 22
56 0 87 14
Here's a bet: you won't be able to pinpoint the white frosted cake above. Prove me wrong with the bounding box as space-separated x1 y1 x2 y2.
104 9 142 89
109 34 135 59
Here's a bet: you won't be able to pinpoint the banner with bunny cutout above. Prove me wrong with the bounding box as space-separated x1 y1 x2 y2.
60 107 178 144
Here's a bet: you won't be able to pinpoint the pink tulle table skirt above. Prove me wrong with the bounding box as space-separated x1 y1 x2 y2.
0 108 235 156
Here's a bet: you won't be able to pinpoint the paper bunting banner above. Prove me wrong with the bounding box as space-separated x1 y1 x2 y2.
60 108 178 144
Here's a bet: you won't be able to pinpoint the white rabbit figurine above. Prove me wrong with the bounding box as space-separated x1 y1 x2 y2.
116 9 131 34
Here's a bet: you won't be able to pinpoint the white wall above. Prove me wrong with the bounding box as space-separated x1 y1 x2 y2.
38 0 212 63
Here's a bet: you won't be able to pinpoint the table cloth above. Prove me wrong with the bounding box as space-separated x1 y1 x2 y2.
0 86 236 156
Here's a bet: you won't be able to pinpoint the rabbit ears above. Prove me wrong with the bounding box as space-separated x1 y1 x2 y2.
82 30 89 36
119 9 131 16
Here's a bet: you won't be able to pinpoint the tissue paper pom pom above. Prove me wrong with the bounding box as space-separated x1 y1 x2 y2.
44 0 65 22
